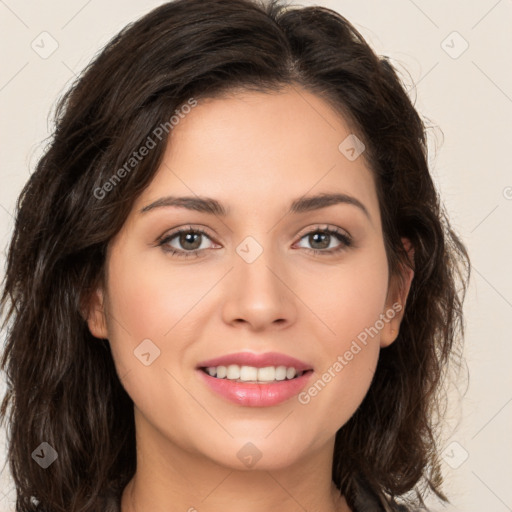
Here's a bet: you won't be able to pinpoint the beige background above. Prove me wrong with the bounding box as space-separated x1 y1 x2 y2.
1 1 511 510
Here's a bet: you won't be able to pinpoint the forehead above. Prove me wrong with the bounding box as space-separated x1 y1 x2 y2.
133 87 380 224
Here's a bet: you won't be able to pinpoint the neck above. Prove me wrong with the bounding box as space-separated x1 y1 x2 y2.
120 410 350 512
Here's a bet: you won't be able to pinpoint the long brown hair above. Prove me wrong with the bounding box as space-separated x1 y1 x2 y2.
0 0 470 510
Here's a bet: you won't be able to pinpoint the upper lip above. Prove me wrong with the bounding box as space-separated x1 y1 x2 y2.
196 351 313 372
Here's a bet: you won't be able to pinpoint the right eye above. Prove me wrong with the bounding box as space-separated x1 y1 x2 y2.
158 226 219 258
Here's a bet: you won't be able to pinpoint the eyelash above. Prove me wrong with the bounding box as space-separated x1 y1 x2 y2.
157 225 353 259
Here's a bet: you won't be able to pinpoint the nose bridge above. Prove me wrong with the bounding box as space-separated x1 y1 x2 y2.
222 233 296 329
235 233 282 297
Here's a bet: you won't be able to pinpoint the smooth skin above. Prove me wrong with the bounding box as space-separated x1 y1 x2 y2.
86 86 414 512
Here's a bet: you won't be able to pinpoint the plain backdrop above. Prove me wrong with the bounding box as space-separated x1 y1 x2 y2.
0 1 511 511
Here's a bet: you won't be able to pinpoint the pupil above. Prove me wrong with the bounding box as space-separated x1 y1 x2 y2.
181 232 201 250
311 232 329 249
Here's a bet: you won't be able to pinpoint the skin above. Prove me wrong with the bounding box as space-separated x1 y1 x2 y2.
86 86 414 512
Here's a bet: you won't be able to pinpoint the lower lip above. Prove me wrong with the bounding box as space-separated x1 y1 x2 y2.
197 369 314 407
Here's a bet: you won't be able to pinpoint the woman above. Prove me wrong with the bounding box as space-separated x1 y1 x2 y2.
0 0 471 510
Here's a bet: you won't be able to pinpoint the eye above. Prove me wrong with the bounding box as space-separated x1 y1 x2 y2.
294 226 352 256
157 226 217 259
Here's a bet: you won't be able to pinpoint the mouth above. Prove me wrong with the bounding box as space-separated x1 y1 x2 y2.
196 365 315 407
198 364 314 384
194 351 314 406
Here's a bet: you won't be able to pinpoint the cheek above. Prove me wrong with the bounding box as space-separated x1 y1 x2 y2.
105 243 214 341
102 245 210 424
294 244 388 425
102 241 226 404
298 242 389 349
302 344 379 439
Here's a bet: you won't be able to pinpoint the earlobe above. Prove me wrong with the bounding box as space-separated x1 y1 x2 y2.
380 237 415 348
82 286 109 339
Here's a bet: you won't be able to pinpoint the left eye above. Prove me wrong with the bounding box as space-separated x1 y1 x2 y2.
295 228 351 253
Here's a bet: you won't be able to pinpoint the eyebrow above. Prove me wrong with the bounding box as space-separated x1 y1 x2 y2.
140 192 371 220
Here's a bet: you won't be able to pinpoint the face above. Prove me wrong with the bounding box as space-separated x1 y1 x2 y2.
87 86 413 472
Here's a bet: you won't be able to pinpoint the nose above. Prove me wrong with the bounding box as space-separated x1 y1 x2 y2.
221 241 298 332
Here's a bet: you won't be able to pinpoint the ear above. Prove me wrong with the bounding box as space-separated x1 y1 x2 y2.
380 237 415 348
80 284 109 339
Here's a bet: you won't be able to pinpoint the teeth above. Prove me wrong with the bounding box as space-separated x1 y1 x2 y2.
204 364 304 382
226 364 240 380
206 367 217 377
